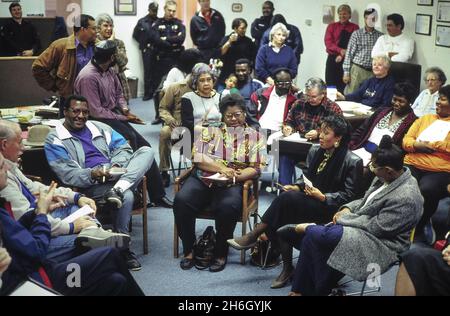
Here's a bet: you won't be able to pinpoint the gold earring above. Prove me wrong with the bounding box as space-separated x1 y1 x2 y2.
334 142 340 148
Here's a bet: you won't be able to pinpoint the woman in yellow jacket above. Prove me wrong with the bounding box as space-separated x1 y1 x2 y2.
402 85 450 245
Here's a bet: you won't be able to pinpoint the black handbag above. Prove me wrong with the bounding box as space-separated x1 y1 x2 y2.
250 233 280 269
193 226 216 270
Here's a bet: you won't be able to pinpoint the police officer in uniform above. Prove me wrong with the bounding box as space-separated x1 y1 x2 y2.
250 1 274 49
150 1 185 124
133 2 159 101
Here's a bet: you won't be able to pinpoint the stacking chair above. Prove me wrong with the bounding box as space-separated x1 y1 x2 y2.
173 168 259 264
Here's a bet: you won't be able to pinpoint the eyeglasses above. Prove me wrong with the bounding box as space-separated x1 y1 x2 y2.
68 108 89 116
275 80 292 86
224 111 244 119
424 78 438 82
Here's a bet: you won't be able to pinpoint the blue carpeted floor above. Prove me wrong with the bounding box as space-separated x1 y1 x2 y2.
126 98 448 296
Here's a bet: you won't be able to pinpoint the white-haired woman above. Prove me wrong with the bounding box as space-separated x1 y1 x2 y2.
96 13 131 101
255 22 297 86
336 55 395 109
411 67 447 117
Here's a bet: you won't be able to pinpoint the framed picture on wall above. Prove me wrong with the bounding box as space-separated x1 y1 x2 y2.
417 0 433 6
114 0 136 16
415 14 432 35
436 25 450 47
232 3 243 13
437 0 450 23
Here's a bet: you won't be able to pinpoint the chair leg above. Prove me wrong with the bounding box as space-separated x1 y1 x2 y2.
169 154 177 181
240 219 247 265
143 210 148 255
174 220 180 258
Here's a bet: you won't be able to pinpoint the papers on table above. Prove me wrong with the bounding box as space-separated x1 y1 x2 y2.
336 101 373 115
417 120 450 143
61 205 95 224
200 173 229 181
267 130 283 146
284 133 310 143
352 148 372 166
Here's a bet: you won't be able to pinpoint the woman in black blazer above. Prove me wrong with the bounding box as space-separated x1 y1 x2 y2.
228 115 363 289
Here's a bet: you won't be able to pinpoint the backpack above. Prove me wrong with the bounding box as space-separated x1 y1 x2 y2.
193 226 216 270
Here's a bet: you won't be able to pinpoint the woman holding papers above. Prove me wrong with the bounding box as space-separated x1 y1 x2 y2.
402 84 450 245
174 94 266 272
349 82 417 188
228 115 362 288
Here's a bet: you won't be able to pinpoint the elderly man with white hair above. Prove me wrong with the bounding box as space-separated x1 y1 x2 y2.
337 55 395 109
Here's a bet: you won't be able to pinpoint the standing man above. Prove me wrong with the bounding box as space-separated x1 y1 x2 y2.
151 1 186 123
133 1 159 101
190 0 226 63
372 13 414 62
251 1 275 49
32 14 97 116
0 2 40 57
342 8 383 94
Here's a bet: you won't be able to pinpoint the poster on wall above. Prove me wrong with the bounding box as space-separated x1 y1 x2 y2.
416 14 432 35
114 0 136 16
436 25 450 47
437 0 450 22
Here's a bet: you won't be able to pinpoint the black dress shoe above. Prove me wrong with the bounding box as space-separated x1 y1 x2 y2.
180 257 194 270
209 257 227 273
151 118 163 125
149 196 173 208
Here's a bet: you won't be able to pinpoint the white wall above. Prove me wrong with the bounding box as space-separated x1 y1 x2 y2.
214 0 450 91
0 0 46 17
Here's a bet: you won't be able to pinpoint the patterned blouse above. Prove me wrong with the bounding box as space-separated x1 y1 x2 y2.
193 123 267 179
376 111 406 132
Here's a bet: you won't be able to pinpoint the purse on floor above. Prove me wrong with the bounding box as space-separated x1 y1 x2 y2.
193 226 216 270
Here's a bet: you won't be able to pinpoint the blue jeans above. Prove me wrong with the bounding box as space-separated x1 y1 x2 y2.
278 154 303 185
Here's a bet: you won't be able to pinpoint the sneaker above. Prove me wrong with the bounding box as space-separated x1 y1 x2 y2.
104 187 124 208
75 227 130 250
423 220 436 245
122 249 142 271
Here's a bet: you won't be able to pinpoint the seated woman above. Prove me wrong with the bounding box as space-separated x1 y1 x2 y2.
336 55 395 109
411 67 447 117
349 82 418 187
281 135 423 296
228 115 363 288
395 232 450 296
402 84 450 245
255 22 298 86
181 63 221 144
174 94 266 272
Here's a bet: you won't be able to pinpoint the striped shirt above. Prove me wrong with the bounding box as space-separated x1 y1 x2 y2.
343 27 383 75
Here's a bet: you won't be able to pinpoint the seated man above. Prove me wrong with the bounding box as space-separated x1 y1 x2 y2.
74 40 172 208
278 77 343 184
0 171 144 296
0 2 40 56
247 68 297 130
44 95 161 270
159 75 194 187
0 120 130 263
337 55 395 109
395 232 450 296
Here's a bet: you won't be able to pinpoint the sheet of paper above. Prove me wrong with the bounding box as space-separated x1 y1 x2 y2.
336 101 372 113
200 173 229 181
417 120 450 143
352 148 372 166
9 281 59 296
283 133 309 143
267 130 283 146
61 205 95 224
303 174 313 188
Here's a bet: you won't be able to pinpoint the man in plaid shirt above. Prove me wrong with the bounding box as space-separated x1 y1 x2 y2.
342 8 383 94
279 77 343 184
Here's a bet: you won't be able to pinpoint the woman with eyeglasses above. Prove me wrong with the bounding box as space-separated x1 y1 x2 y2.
96 13 132 102
402 84 450 245
255 22 297 86
174 94 266 272
228 115 362 288
279 135 422 296
411 67 447 117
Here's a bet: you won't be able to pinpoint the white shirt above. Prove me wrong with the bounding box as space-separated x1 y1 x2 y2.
259 89 287 131
162 67 186 90
362 183 388 208
411 89 439 117
371 33 414 62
